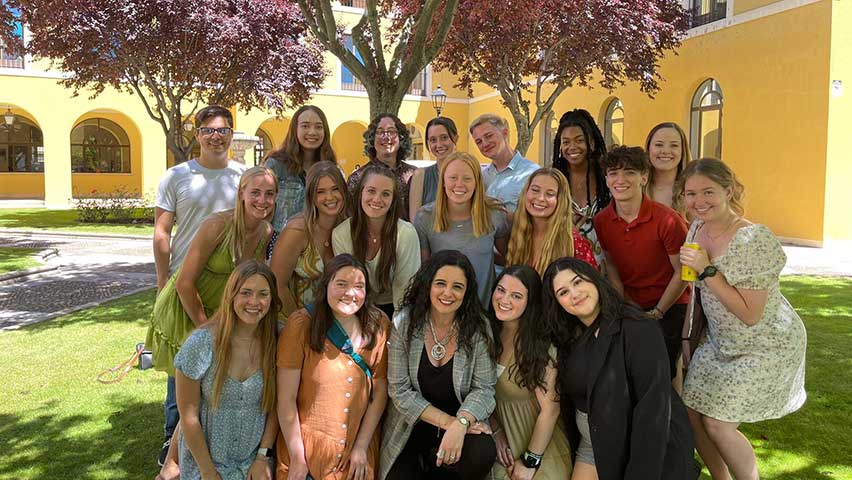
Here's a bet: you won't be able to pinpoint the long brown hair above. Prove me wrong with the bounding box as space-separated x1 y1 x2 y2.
644 122 691 210
350 164 402 293
209 260 281 413
299 161 349 243
507 168 574 275
433 152 502 236
266 105 337 175
308 254 381 352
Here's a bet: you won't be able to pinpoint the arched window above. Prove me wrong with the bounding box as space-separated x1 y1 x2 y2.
690 79 723 159
254 128 273 166
603 98 624 148
0 116 44 172
70 118 131 173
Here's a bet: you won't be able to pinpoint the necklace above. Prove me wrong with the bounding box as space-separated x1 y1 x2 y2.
428 317 455 361
705 215 739 241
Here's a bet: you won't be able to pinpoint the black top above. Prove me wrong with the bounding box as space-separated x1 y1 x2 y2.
418 346 460 414
563 328 597 413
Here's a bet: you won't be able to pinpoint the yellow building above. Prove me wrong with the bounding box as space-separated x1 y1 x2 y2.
1 0 850 246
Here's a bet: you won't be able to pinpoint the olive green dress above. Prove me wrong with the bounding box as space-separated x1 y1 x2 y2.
490 347 572 480
146 222 267 376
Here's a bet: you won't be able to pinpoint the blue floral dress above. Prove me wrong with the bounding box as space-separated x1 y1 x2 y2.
174 328 269 479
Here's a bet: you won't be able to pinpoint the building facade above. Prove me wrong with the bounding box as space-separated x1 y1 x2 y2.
1 0 850 246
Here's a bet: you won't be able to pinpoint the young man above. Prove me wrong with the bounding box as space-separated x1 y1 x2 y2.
470 114 539 212
152 104 246 465
593 146 688 379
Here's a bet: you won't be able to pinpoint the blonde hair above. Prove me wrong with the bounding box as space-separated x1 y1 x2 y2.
675 157 746 216
507 168 575 275
433 152 501 236
469 113 509 133
209 260 281 412
227 166 278 264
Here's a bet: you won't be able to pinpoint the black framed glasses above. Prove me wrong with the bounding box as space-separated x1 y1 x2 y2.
197 127 233 136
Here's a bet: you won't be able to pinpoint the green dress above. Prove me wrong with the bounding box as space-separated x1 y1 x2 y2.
146 222 267 376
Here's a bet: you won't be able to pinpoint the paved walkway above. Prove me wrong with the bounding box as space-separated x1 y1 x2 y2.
0 231 155 330
0 229 850 331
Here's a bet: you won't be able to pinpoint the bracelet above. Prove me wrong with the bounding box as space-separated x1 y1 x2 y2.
491 426 502 436
652 306 664 316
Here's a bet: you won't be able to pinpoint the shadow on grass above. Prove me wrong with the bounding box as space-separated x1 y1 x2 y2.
0 397 162 479
0 209 153 233
19 289 157 333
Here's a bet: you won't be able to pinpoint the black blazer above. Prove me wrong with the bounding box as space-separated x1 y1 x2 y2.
559 315 698 480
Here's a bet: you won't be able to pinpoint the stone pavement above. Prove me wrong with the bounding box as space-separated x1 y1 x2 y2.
0 229 850 331
0 231 155 330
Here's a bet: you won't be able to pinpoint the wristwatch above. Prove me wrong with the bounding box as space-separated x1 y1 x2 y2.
457 416 470 429
698 265 718 281
257 447 272 459
521 450 543 469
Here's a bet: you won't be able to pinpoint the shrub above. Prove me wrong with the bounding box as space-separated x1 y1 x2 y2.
73 186 155 224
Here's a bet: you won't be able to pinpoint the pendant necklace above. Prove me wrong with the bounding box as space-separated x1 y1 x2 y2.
429 316 455 361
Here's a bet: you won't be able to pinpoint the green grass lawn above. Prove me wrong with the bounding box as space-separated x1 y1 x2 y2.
0 277 850 479
0 247 41 274
0 208 154 236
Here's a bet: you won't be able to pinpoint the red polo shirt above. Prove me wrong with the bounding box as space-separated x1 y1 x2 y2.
593 196 688 309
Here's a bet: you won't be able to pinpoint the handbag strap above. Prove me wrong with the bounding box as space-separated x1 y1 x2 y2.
97 344 145 384
327 318 374 401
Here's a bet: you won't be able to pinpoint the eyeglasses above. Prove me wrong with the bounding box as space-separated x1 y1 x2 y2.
197 127 233 136
376 129 399 139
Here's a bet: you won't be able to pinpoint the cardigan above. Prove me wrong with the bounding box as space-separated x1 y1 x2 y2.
379 307 497 479
558 313 698 480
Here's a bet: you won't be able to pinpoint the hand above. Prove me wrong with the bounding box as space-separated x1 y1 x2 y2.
346 445 369 480
154 455 180 480
468 420 492 435
646 307 664 320
436 421 467 467
493 429 513 468
511 463 536 480
287 460 310 480
681 342 693 370
248 457 272 480
200 469 222 480
679 245 711 274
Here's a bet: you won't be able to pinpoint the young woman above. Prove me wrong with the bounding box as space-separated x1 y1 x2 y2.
347 113 416 219
412 151 510 304
332 164 421 319
173 260 281 480
382 250 497 480
264 105 337 231
147 165 276 377
277 254 390 480
544 257 697 480
408 117 459 220
551 109 611 268
644 122 691 210
488 265 572 480
678 159 806 480
507 168 598 274
270 161 348 316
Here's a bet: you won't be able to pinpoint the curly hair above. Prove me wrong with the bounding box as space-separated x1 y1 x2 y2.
551 109 611 212
308 254 382 353
363 113 412 164
350 164 403 293
488 265 552 391
399 250 493 356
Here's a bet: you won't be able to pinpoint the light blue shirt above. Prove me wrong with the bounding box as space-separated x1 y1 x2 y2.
481 151 539 212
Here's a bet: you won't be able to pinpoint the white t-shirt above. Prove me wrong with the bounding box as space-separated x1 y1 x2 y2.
156 159 247 273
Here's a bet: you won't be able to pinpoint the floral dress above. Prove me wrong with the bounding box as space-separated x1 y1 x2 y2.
682 223 807 423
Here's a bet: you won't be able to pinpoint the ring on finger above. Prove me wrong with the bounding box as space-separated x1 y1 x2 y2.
437 450 445 458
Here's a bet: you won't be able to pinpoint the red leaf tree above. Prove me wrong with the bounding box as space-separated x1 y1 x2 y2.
295 0 459 117
1 1 23 55
434 0 688 155
17 0 326 163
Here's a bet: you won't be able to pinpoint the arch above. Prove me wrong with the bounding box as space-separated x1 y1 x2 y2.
0 106 45 173
254 128 273 166
602 97 624 148
406 123 425 161
69 109 143 197
331 120 368 177
690 78 723 159
256 116 290 149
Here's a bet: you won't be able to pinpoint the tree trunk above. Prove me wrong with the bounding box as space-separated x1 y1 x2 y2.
366 84 405 119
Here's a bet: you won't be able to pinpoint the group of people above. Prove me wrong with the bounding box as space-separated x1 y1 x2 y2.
146 103 807 480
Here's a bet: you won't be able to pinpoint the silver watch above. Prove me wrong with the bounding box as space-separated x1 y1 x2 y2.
458 416 470 428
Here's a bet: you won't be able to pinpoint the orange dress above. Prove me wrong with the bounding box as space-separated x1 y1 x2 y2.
276 309 390 479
